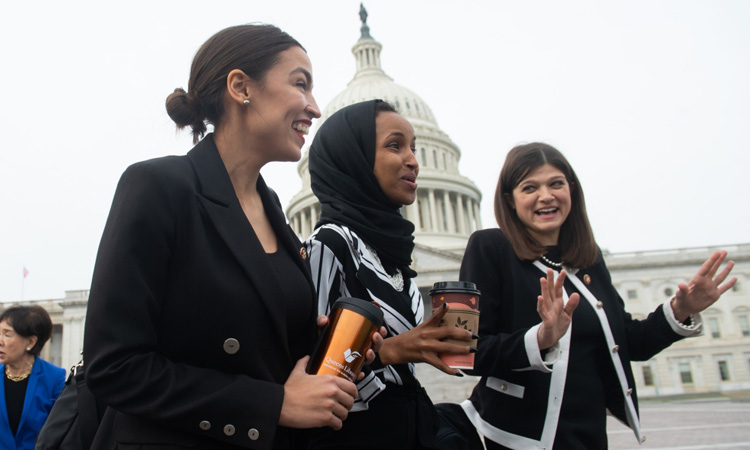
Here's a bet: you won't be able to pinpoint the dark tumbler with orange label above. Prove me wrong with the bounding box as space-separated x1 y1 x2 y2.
306 297 384 382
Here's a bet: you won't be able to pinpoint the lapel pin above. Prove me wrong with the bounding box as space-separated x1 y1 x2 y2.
299 247 307 260
583 274 591 285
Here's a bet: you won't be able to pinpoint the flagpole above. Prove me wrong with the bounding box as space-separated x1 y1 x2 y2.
21 266 27 301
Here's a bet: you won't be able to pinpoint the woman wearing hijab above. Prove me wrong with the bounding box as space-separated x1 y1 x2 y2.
304 100 474 449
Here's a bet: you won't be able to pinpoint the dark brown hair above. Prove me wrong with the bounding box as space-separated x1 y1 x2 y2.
374 99 397 115
495 142 599 267
166 24 303 143
0 305 54 356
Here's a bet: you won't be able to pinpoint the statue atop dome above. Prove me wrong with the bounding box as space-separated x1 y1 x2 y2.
359 3 372 39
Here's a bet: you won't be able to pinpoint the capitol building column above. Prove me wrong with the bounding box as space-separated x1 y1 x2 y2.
428 189 439 233
443 191 456 234
407 201 421 230
456 195 467 235
474 200 483 230
466 199 477 232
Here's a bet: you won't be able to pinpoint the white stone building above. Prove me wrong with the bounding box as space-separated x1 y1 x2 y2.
605 244 750 397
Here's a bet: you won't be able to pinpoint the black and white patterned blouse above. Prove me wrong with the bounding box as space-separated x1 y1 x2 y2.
305 223 425 411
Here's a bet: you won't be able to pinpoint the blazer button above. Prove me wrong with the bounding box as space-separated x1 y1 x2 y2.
612 345 619 353
199 420 211 431
596 301 603 309
248 428 260 440
224 424 236 436
224 338 240 355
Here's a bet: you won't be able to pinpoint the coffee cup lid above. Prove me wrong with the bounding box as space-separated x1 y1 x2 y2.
332 297 385 328
429 281 481 296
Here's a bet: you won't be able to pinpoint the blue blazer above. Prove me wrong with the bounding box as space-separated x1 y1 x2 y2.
0 358 66 450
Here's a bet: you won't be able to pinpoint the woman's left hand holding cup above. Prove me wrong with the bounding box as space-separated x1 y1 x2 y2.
316 314 385 380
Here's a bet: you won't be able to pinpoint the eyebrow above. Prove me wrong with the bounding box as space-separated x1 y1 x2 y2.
291 67 312 86
519 175 565 185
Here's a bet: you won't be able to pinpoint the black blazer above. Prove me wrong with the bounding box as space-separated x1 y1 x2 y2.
84 134 317 450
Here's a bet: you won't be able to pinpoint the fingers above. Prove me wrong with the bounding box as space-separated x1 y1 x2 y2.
317 315 329 329
713 259 735 287
426 303 449 325
697 250 726 278
564 293 580 316
369 331 384 355
280 358 358 429
539 276 551 305
717 275 738 296
707 250 728 277
332 376 358 402
426 356 460 375
293 355 310 373
536 295 545 318
545 269 555 298
554 270 567 297
429 325 474 341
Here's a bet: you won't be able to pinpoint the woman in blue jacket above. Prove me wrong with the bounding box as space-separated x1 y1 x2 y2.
0 305 65 450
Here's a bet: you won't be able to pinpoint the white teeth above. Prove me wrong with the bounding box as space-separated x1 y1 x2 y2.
292 123 309 135
537 208 557 214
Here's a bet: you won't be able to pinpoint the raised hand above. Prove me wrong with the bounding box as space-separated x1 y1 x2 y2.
671 250 737 322
378 303 474 375
536 268 580 350
279 356 358 430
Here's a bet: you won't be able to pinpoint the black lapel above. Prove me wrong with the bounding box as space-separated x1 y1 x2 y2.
186 135 290 357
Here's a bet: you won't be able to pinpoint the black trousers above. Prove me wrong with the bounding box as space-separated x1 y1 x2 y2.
309 384 437 450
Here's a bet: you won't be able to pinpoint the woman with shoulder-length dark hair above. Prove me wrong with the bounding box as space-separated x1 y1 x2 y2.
0 305 65 450
458 142 736 449
83 23 368 450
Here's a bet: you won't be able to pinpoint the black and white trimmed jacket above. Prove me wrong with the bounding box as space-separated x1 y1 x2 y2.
459 229 703 449
304 223 426 411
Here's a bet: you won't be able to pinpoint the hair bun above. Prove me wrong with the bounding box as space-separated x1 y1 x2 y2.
165 87 193 127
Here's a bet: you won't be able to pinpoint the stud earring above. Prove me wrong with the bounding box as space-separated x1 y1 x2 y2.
243 99 250 106
26 348 31 352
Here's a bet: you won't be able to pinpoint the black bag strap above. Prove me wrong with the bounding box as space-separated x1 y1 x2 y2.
73 361 104 450
34 363 82 450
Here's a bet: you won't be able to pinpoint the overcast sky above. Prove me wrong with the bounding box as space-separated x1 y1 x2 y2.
1 0 748 302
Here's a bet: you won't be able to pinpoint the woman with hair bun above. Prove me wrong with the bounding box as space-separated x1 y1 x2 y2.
84 24 368 450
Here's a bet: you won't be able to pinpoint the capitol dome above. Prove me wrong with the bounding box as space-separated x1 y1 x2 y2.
287 7 482 275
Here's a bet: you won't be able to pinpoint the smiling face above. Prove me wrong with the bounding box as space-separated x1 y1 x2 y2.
0 320 35 367
507 163 571 246
243 46 320 162
373 111 419 205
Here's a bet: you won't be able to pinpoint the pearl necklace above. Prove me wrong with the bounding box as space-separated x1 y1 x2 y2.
540 254 563 268
364 243 404 292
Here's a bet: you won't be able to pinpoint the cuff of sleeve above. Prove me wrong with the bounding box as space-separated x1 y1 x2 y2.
662 298 704 337
524 324 558 373
352 371 386 412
